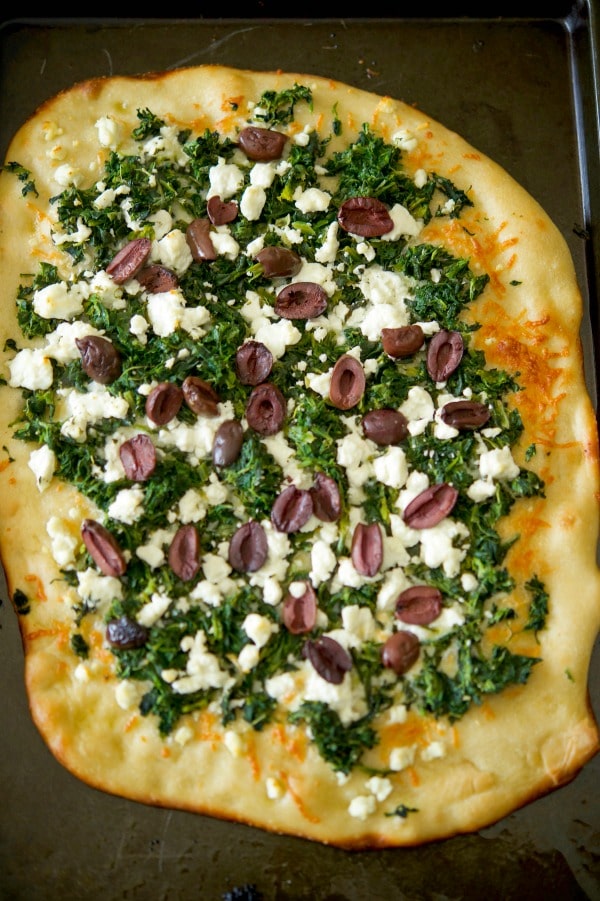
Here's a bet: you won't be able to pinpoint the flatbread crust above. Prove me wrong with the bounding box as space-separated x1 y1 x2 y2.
0 64 598 848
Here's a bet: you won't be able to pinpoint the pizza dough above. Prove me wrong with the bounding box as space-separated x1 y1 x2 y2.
0 64 598 848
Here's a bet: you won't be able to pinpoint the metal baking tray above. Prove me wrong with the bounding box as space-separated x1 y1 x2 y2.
1 10 598 900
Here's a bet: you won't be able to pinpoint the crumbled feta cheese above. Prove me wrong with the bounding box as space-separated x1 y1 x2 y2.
265 777 285 800
173 724 195 746
208 158 244 199
33 281 88 320
243 612 278 648
28 445 56 491
348 794 377 820
152 229 193 275
240 184 266 220
108 486 145 524
294 186 331 213
77 567 123 604
478 446 520 481
389 745 416 771
46 516 79 567
419 518 469 578
366 776 393 801
421 740 446 761
238 644 260 672
223 729 245 757
137 592 174 627
115 680 140 711
95 115 122 149
373 446 408 489
172 629 231 693
8 347 53 391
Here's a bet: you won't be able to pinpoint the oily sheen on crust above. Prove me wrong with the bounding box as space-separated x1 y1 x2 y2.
0 65 598 849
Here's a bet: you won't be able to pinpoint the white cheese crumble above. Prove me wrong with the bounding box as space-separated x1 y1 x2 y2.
28 445 56 491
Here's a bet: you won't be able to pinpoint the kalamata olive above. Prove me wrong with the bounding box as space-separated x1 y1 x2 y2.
81 519 126 577
274 282 328 320
271 485 313 533
282 582 318 634
255 246 302 278
238 126 287 161
145 382 184 425
440 400 491 430
235 341 274 385
337 196 394 237
106 237 152 284
136 264 178 293
381 324 425 358
212 419 244 467
403 482 459 529
351 522 383 577
207 195 238 225
381 630 420 675
362 409 409 445
106 615 149 650
168 524 201 581
119 433 157 481
395 585 443 626
228 520 268 572
329 355 365 410
303 636 352 685
245 383 286 435
186 218 216 262
426 329 464 382
76 336 122 385
182 376 219 416
310 472 342 523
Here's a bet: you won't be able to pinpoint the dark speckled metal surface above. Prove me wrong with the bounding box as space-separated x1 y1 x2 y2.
0 10 598 901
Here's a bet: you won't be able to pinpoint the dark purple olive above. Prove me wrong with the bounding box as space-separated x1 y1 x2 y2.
395 585 443 626
182 376 219 416
337 196 393 237
168 524 201 582
303 636 352 684
282 582 318 634
106 237 152 284
351 522 383 577
212 419 244 467
81 519 126 577
310 472 342 523
329 355 365 410
381 630 420 675
381 324 425 358
186 218 216 262
235 341 274 386
255 246 302 278
119 434 156 481
76 336 122 385
362 409 408 445
403 483 459 529
145 382 184 425
440 400 490 430
271 485 313 533
426 329 464 382
274 282 328 320
106 615 148 650
238 126 286 161
245 383 286 435
136 264 178 293
228 520 268 572
207 195 238 225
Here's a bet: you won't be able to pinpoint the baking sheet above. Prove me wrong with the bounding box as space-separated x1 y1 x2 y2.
0 10 599 900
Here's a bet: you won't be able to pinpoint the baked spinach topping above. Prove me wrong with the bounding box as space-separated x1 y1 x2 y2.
5 83 549 776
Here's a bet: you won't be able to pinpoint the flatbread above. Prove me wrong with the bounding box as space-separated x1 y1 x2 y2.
0 64 598 849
